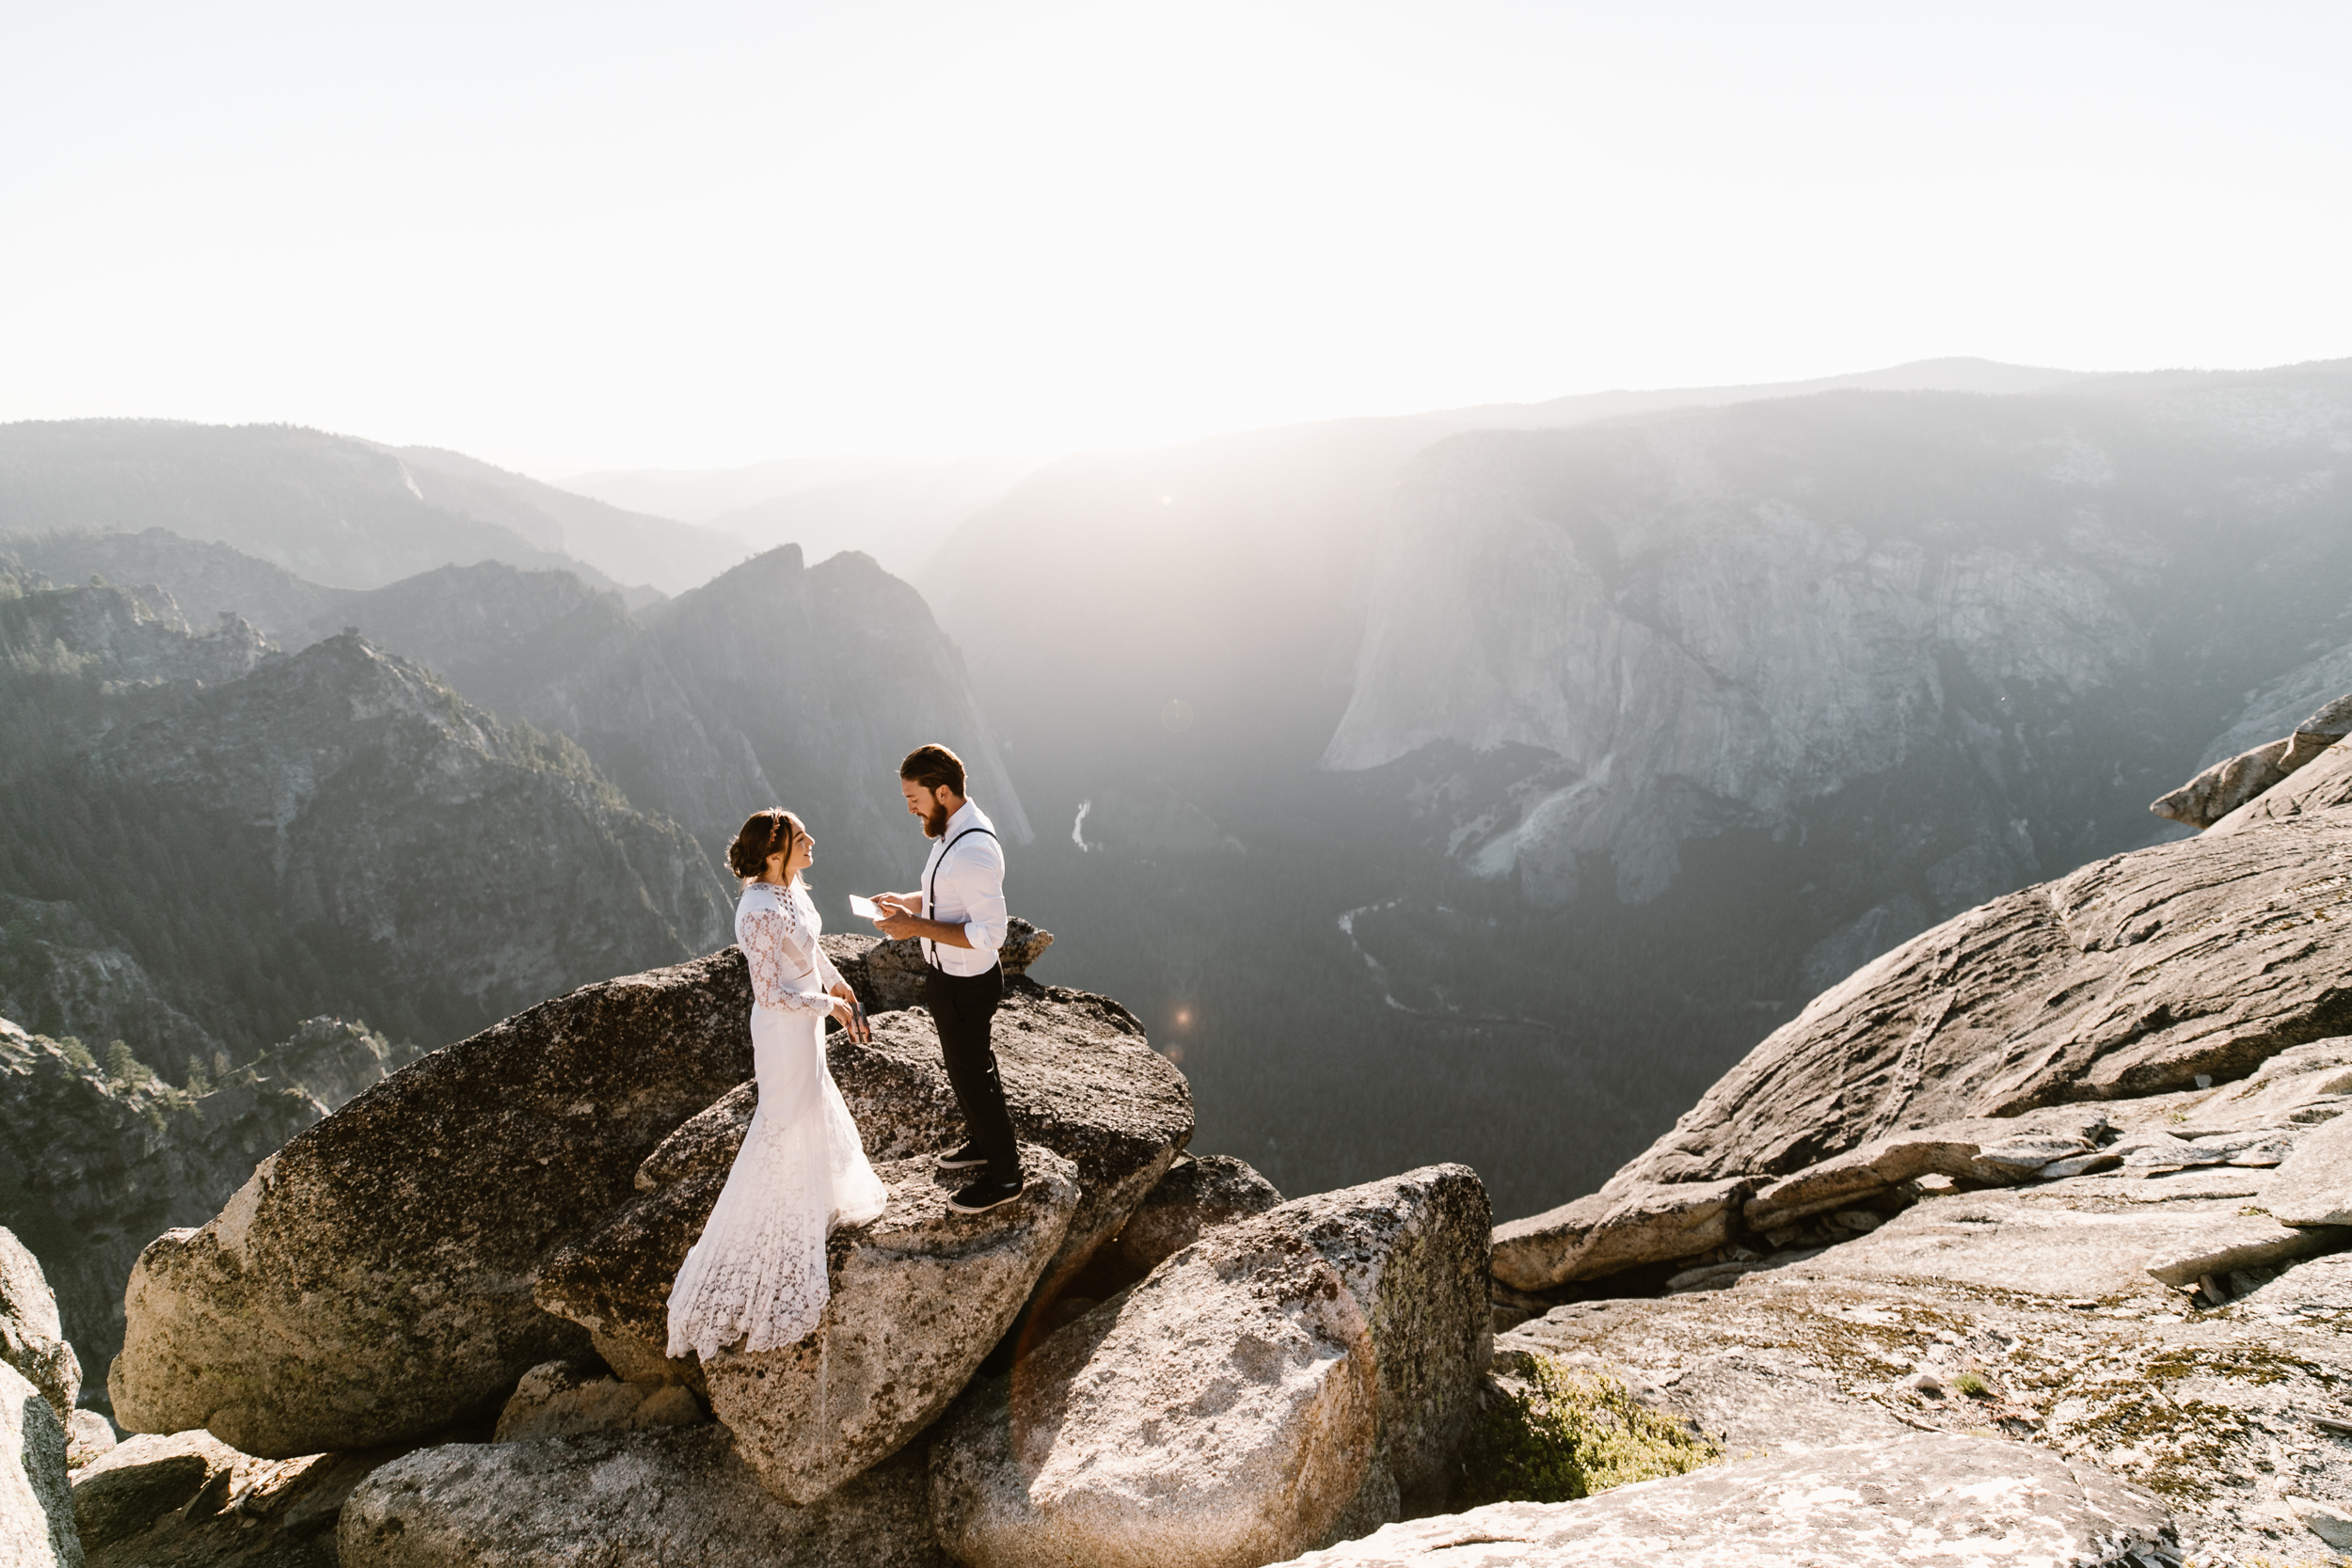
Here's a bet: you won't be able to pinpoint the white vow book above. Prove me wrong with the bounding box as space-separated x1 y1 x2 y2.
849 895 882 920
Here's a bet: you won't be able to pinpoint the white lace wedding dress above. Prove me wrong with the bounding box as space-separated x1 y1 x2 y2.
666 879 889 1361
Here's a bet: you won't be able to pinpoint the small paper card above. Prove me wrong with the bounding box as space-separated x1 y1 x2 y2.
849 895 882 920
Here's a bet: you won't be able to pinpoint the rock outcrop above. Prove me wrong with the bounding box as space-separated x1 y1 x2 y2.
1110 1153 1283 1275
2153 693 2352 829
824 921 1055 1013
627 977 1193 1313
339 1426 948 1568
2263 1108 2352 1228
930 1211 1377 1568
539 1145 1080 1504
1270 1433 2174 1568
1271 1166 1492 1516
0 1227 78 1426
3 1360 81 1568
1496 802 2352 1290
69 1424 422 1566
110 951 758 1456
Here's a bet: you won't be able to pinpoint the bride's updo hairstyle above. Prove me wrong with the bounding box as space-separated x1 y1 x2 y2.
726 808 803 880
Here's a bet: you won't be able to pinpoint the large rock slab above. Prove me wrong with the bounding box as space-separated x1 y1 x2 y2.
1740 1108 2112 1231
825 921 1056 1013
1111 1154 1284 1275
72 1426 407 1567
340 1425 948 1568
1492 1179 1748 1295
631 980 1192 1306
0 1227 79 1426
1272 1165 1491 1516
711 1151 1076 1503
3 1361 82 1567
930 1210 1376 1568
2151 736 2295 829
2264 1103 2352 1227
1497 809 2352 1288
538 1144 1076 1502
1268 1433 2173 1568
111 951 760 1456
69 1429 244 1555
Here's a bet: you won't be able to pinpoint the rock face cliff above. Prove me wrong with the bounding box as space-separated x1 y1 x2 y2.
1331 367 2352 922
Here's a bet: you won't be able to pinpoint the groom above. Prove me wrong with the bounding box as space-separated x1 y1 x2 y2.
870 743 1024 1214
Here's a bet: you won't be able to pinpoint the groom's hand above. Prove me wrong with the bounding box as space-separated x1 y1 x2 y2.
875 911 924 941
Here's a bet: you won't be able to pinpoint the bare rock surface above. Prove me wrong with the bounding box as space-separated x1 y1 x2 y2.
1792 1179 2347 1298
64 1410 114 1471
0 1226 79 1427
339 1425 949 1568
2151 736 2294 829
1497 812 2352 1289
1269 1433 2174 1568
538 1142 1075 1497
1493 1155 2352 1563
824 920 1055 1014
701 1148 1077 1505
1111 1153 1283 1275
2263 1105 2352 1227
4 1360 82 1567
71 1425 420 1567
930 1211 1376 1568
1272 1165 1491 1515
492 1359 705 1442
110 951 759 1456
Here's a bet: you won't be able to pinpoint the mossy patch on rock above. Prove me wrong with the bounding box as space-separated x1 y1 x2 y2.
1458 1354 1722 1506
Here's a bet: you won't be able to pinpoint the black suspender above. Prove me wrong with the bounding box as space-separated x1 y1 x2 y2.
925 827 999 970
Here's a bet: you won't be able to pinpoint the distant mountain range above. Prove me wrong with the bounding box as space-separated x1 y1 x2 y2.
0 420 746 597
10 359 2352 1222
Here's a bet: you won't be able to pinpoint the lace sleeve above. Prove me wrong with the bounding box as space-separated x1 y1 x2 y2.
741 904 833 1014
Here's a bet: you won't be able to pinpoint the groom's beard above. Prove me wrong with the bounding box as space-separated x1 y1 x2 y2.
923 801 950 838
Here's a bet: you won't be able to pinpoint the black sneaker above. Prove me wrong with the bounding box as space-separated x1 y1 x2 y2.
947 1175 1026 1213
935 1143 989 1172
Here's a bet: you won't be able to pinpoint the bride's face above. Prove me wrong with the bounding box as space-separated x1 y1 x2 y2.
783 822 815 880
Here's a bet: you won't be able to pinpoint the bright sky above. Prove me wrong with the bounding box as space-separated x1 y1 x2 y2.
3 2 2348 477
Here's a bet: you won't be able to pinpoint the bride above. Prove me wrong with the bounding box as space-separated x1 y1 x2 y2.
667 808 889 1362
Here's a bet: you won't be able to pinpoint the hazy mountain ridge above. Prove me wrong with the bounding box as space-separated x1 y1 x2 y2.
0 419 729 602
276 544 1032 906
387 443 747 594
914 357 2352 1213
1338 364 2352 922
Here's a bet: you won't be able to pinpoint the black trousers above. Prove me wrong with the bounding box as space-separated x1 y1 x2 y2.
925 963 1019 1181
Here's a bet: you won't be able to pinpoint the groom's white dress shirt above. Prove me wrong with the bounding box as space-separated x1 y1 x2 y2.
921 800 1009 977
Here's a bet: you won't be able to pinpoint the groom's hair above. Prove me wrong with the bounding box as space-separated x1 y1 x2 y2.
898 744 966 798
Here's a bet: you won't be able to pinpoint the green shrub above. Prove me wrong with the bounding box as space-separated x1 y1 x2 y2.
103 1037 152 1088
1459 1354 1724 1505
1953 1370 1990 1398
